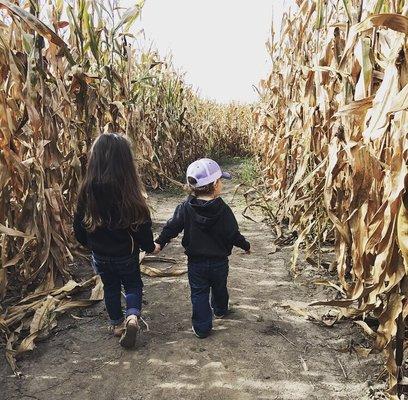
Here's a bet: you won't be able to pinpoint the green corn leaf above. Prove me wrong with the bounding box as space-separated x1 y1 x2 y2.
315 0 324 29
113 0 144 34
342 0 352 22
373 0 385 13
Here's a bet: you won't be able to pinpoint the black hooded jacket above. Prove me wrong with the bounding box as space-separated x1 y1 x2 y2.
73 197 156 257
156 196 250 261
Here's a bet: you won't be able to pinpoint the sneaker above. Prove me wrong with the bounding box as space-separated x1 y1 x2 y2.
110 321 126 337
192 326 210 339
214 309 230 319
119 315 140 348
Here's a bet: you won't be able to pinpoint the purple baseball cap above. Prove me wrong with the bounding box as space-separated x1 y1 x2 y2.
186 158 231 187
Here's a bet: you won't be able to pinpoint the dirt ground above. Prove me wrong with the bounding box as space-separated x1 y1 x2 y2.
2 164 385 400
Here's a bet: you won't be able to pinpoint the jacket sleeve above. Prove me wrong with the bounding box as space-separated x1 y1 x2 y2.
226 207 250 252
134 219 156 253
155 203 185 248
73 197 88 247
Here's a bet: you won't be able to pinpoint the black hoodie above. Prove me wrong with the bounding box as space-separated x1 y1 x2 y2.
156 196 250 261
73 197 156 257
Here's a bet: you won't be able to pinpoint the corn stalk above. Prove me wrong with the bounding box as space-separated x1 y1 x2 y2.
253 0 408 396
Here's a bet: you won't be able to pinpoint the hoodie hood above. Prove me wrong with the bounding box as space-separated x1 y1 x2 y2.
186 196 227 230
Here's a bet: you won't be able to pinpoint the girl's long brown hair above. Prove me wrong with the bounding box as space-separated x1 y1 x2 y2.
78 133 150 232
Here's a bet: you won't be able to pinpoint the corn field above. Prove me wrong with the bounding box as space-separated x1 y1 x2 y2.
4 0 408 396
252 0 408 397
0 0 250 373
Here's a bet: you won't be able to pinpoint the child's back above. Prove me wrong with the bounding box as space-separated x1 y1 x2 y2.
156 195 249 261
74 201 154 257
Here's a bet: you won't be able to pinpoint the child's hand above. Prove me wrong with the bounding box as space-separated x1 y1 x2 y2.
153 242 161 254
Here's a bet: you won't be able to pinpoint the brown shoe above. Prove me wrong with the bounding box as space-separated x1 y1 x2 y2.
109 321 125 337
119 315 140 349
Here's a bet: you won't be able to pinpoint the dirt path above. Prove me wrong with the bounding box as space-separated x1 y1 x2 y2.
2 164 382 400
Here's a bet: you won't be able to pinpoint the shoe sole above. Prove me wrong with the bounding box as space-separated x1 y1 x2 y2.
120 323 139 349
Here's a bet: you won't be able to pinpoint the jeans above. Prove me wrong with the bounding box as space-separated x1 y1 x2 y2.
92 253 143 325
187 259 229 335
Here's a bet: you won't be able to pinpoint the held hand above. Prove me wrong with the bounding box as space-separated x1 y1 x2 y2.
152 242 161 254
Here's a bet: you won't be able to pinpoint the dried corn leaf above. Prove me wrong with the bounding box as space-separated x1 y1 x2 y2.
252 0 408 390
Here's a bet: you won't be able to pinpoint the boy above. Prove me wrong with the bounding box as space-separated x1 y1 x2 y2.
155 158 251 338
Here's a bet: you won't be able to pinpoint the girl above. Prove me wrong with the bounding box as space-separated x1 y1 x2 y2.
73 133 157 348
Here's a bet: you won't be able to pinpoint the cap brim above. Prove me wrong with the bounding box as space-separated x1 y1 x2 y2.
221 172 232 180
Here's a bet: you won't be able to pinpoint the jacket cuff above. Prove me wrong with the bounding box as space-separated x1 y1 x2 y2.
243 241 250 252
155 237 167 249
145 242 156 254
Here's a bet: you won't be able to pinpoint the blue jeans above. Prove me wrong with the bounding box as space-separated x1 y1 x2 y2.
92 253 143 325
188 259 229 335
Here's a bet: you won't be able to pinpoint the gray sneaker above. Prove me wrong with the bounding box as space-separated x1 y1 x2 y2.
192 326 210 339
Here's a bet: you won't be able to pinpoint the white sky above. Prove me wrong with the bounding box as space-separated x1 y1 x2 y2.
123 0 296 104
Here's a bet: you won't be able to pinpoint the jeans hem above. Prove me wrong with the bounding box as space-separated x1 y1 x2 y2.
193 325 212 335
192 321 212 333
110 316 125 326
213 309 228 317
126 308 141 317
